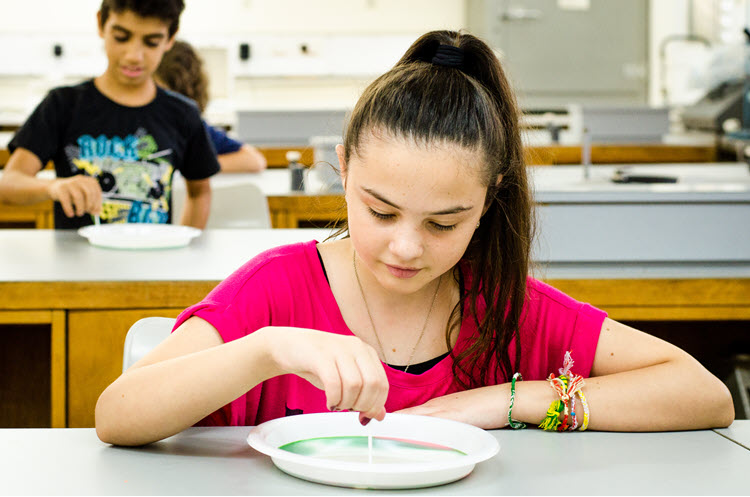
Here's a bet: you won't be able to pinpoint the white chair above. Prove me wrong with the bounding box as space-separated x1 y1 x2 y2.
122 317 176 373
172 172 272 229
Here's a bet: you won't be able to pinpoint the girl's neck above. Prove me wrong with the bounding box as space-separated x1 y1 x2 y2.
94 74 157 107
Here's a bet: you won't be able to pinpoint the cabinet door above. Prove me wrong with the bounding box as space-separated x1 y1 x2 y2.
67 308 183 428
467 0 648 107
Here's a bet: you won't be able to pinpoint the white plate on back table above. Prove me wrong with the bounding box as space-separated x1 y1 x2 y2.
78 224 201 249
246 412 499 489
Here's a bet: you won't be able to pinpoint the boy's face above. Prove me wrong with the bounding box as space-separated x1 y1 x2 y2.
97 9 176 89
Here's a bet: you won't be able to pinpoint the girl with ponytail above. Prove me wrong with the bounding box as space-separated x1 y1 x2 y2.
96 31 733 446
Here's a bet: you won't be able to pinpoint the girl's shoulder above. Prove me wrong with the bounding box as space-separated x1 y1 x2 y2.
225 240 322 284
526 277 585 308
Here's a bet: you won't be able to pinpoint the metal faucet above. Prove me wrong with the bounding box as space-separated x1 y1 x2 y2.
581 127 591 180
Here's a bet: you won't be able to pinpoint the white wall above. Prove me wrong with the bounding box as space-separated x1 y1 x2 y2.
0 0 466 123
0 0 464 34
0 0 738 126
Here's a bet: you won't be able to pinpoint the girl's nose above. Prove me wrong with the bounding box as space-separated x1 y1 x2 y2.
388 226 424 261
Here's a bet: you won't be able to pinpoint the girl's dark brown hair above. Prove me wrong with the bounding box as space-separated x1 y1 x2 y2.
341 30 534 389
155 40 209 113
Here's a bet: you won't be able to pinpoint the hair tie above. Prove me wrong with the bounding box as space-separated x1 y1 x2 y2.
431 44 464 69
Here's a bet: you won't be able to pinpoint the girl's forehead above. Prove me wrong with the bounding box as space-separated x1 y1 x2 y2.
352 132 485 182
349 133 488 207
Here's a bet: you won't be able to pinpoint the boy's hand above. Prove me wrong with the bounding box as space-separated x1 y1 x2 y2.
264 327 388 422
48 176 103 217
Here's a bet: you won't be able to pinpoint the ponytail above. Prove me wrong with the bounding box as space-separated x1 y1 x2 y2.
342 30 534 388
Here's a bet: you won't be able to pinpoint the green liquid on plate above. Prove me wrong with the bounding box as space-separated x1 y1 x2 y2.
279 436 466 463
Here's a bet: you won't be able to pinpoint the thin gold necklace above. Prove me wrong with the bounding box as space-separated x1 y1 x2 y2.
353 250 441 373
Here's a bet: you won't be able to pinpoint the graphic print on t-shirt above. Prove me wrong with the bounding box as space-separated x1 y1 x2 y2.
66 128 174 223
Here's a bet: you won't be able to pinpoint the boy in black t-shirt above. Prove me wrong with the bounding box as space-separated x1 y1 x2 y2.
0 0 220 229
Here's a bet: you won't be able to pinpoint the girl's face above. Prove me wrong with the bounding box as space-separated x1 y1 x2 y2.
339 131 489 296
98 10 175 90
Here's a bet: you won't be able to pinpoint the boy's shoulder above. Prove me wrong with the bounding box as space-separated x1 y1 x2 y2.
157 87 202 115
43 80 96 105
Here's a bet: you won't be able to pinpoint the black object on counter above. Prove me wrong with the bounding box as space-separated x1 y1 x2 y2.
611 168 678 184
287 151 305 192
239 43 251 61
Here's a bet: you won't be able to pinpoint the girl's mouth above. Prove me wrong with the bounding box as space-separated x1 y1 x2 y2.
386 264 420 279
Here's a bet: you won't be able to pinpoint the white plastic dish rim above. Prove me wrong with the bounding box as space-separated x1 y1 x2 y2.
78 223 201 248
246 411 499 474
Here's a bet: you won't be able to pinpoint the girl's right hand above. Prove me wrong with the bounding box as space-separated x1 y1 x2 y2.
261 327 388 422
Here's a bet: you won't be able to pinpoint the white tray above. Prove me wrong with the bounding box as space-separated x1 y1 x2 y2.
78 224 201 249
247 412 499 489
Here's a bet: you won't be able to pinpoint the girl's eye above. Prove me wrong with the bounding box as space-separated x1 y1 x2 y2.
431 222 456 232
368 208 393 220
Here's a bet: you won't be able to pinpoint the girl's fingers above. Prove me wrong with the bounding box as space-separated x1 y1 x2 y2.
316 364 343 411
351 351 388 419
334 355 364 411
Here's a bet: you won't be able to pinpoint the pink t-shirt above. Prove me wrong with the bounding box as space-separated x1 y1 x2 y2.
174 240 607 426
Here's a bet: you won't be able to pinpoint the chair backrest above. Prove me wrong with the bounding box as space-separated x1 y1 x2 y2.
172 172 271 229
122 317 176 373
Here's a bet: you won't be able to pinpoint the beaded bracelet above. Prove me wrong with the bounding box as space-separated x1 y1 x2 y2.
507 372 527 429
569 394 579 431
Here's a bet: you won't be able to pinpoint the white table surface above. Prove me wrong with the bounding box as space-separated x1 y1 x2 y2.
715 421 750 450
0 229 333 282
1 424 749 495
1 229 749 283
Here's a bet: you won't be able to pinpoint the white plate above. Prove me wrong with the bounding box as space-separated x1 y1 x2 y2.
77 223 201 250
246 412 499 489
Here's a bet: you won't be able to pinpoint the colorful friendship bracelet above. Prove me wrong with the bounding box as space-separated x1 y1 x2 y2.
577 389 590 431
507 372 527 429
539 399 565 431
539 351 588 432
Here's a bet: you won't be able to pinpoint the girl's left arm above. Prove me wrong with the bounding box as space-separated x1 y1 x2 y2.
398 318 735 431
564 317 734 431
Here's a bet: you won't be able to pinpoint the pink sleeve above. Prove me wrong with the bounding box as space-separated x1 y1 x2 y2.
171 242 317 426
173 250 281 342
519 278 607 380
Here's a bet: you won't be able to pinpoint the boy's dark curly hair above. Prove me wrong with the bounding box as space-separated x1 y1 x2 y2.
99 0 185 38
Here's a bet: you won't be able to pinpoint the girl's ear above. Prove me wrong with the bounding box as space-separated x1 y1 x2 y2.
336 144 348 190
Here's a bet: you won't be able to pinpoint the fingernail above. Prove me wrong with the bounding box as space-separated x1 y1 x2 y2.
359 415 371 426
328 405 340 412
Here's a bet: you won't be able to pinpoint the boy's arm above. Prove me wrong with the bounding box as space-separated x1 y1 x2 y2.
180 177 211 228
217 144 267 173
0 148 102 217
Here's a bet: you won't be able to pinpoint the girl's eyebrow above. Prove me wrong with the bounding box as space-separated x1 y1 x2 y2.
362 187 473 215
